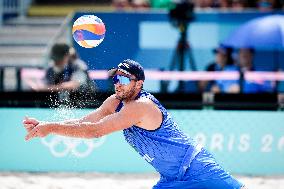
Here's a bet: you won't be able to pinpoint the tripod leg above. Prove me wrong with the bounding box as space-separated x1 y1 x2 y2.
184 47 199 92
185 45 196 71
162 50 179 92
170 50 178 70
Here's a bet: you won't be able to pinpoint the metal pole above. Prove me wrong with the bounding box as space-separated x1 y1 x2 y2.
0 68 4 91
16 67 21 91
18 0 25 20
0 0 3 26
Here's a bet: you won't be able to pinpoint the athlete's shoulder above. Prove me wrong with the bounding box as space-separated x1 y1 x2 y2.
101 94 121 114
138 90 161 106
136 96 153 105
118 97 145 108
123 97 156 114
107 94 120 101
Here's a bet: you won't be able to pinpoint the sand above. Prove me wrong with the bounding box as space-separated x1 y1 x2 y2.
1 172 284 189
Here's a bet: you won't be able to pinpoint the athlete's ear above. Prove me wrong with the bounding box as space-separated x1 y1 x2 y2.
136 80 144 89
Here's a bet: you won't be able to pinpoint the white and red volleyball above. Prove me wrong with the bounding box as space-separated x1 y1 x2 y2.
72 15 106 48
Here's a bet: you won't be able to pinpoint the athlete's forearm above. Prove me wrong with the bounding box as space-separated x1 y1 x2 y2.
60 119 81 124
48 122 98 139
58 114 99 125
43 109 125 139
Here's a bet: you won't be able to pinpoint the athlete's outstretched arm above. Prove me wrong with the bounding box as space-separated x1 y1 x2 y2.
23 95 119 135
24 100 147 141
79 94 119 123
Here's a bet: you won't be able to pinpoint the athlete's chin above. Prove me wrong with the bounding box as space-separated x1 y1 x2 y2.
115 94 123 100
115 92 124 100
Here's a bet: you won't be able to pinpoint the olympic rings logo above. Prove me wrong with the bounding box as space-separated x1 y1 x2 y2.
41 136 106 158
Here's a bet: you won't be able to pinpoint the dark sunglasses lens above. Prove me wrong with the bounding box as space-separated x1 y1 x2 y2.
113 75 132 85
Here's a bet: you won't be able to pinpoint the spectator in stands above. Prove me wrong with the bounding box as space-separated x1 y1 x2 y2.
216 0 232 8
193 0 242 9
112 0 149 9
33 43 96 93
194 0 215 8
237 48 275 93
68 47 97 93
231 0 247 10
257 0 277 10
199 44 240 93
238 48 254 72
193 0 282 9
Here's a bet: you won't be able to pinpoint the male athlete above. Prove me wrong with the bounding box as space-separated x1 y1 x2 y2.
23 59 246 189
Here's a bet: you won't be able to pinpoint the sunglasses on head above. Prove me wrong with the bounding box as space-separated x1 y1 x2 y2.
112 75 137 85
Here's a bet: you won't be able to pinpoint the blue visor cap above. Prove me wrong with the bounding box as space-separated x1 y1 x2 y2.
108 59 145 81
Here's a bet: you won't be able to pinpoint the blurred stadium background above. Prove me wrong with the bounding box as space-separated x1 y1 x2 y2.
0 0 284 188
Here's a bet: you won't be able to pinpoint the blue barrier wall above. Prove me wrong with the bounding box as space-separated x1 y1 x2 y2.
1 108 284 175
72 11 284 92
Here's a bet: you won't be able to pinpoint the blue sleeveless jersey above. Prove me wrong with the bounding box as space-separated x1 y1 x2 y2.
115 90 202 180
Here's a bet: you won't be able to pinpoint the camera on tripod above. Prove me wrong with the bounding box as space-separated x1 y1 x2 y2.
169 0 194 28
164 0 196 93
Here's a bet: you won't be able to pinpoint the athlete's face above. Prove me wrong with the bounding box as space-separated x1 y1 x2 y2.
112 71 141 101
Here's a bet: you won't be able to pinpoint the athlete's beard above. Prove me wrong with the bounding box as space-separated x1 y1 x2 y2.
115 85 136 101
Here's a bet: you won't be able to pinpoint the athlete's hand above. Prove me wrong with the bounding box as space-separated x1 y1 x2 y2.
23 116 39 132
25 122 52 141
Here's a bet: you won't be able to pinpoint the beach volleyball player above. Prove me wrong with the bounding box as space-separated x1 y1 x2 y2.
23 59 247 189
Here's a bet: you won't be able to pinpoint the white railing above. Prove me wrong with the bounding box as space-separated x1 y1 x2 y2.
21 69 284 84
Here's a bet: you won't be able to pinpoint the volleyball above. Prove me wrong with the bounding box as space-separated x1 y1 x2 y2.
72 15 106 48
